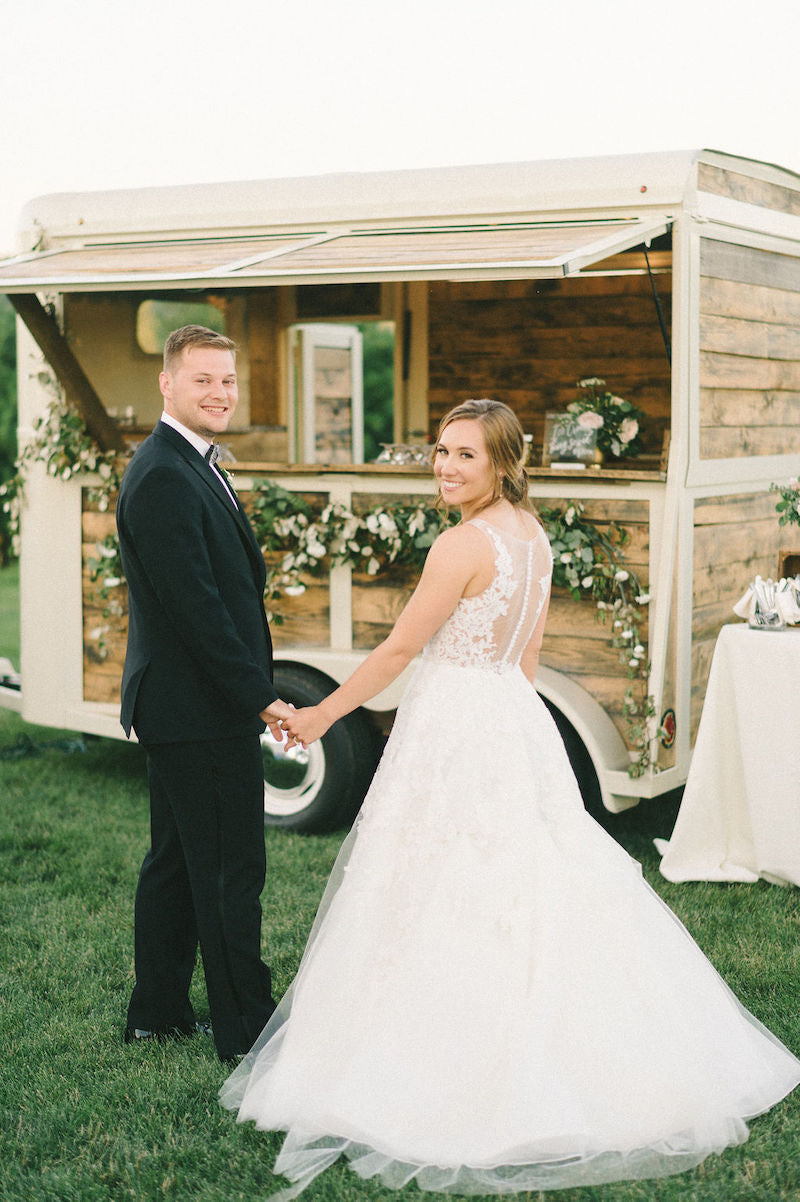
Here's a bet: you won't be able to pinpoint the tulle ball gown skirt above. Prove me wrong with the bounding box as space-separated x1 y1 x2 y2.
220 660 800 1197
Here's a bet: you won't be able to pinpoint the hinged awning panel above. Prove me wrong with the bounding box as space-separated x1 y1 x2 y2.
0 218 671 292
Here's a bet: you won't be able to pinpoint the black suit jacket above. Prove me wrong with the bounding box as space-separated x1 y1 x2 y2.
117 421 278 744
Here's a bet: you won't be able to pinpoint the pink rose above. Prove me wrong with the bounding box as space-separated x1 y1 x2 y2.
619 418 638 444
577 411 604 430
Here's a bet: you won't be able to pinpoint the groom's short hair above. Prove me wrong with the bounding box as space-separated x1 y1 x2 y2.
163 325 237 372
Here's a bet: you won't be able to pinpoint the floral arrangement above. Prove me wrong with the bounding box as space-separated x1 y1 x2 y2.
560 377 645 460
249 483 445 611
770 477 800 528
14 398 657 778
539 501 655 776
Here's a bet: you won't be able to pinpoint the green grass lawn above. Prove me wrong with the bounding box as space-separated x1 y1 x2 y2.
0 556 798 1200
0 561 19 666
1 713 798 1202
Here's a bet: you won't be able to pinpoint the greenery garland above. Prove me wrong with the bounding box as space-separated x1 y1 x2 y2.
249 483 656 777
12 398 657 777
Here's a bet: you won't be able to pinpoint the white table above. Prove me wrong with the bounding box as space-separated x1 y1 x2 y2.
657 623 800 887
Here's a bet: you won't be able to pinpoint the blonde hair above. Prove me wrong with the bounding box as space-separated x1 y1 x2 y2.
436 398 533 513
163 325 236 372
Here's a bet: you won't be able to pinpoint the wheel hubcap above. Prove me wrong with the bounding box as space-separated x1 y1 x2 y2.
261 729 327 817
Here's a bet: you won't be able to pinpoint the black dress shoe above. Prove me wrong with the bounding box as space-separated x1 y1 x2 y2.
124 1021 211 1044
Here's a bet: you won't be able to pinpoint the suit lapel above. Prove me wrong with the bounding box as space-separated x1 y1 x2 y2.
152 422 266 582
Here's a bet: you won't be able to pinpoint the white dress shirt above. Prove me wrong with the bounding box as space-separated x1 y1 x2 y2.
160 412 238 508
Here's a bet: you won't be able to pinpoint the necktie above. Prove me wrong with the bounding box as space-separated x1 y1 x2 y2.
205 443 220 467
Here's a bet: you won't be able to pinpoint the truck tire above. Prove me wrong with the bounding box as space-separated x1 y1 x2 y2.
539 694 606 823
262 663 381 833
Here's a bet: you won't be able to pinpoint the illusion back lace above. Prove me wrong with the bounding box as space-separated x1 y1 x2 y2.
424 517 553 671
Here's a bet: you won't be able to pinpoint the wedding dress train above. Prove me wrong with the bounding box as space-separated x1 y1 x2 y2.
221 518 800 1197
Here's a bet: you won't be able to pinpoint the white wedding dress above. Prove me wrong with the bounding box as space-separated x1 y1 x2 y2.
220 518 800 1197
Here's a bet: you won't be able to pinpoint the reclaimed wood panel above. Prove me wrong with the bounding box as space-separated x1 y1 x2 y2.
699 426 800 458
699 277 800 325
699 388 800 428
270 581 330 647
690 638 717 737
699 350 800 391
700 240 800 293
697 163 800 215
690 492 784 740
698 246 800 460
700 313 800 361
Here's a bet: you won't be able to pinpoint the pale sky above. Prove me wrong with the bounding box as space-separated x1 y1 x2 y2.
2 0 799 256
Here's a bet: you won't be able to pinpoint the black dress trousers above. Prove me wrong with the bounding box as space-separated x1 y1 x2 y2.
126 733 274 1058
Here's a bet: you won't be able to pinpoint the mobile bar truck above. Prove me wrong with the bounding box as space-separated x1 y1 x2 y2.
1 150 798 830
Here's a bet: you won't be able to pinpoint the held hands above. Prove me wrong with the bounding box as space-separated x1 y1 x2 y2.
278 704 334 749
260 698 297 745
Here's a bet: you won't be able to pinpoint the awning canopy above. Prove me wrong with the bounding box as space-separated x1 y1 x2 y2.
0 217 671 292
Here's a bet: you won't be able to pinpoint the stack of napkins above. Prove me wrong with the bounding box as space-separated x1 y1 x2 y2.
733 575 800 629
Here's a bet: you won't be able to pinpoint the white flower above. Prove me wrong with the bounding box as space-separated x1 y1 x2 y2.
306 540 326 559
284 584 306 596
564 506 576 526
367 557 380 575
103 576 122 589
619 418 639 444
614 569 629 582
635 592 651 605
629 657 639 668
581 575 594 589
633 644 645 656
577 411 604 430
560 552 572 564
578 377 605 388
366 514 379 533
610 395 626 407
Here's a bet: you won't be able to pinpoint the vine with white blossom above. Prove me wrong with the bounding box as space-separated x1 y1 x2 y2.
9 398 658 777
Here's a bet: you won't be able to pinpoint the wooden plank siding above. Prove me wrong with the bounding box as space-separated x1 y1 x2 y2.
690 491 787 738
426 267 672 461
697 163 800 216
699 241 800 459
81 483 653 750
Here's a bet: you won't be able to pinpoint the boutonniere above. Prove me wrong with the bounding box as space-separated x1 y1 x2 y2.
219 464 236 492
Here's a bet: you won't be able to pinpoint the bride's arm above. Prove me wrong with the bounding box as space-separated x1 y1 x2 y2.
284 525 485 745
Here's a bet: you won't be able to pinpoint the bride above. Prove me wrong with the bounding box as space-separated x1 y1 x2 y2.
220 398 800 1198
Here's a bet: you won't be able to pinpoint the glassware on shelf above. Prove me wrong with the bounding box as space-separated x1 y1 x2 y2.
373 443 432 466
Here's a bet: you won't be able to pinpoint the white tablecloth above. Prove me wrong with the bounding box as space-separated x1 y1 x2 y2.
657 623 800 887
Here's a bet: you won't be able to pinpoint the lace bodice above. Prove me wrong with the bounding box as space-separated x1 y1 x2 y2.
423 518 552 671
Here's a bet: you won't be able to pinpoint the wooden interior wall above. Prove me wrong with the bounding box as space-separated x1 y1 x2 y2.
427 262 672 462
690 491 785 740
247 289 282 426
699 240 800 458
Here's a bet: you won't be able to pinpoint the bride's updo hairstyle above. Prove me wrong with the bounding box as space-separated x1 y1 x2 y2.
436 398 533 513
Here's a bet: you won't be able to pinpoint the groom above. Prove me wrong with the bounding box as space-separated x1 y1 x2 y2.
117 324 293 1061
